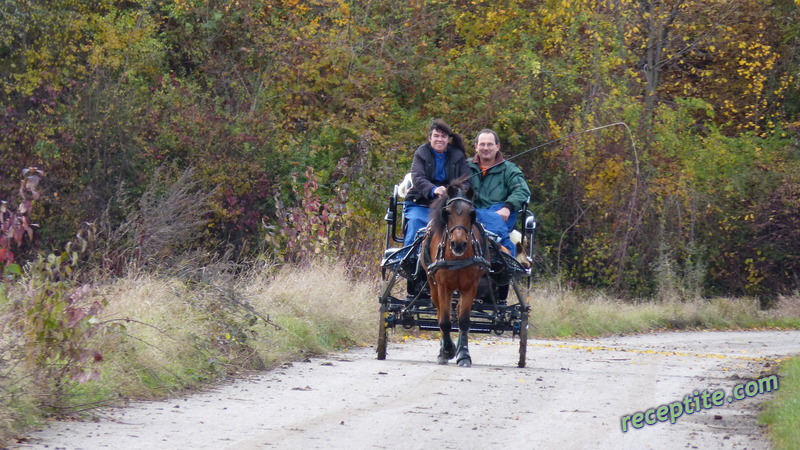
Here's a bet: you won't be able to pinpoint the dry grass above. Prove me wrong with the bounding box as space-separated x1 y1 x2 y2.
92 261 378 398
1 263 798 447
527 281 800 338
94 275 215 397
0 292 41 445
772 294 800 319
0 313 21 445
237 261 376 365
0 259 379 446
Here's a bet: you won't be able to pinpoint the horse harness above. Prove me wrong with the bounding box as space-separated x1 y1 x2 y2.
422 197 490 283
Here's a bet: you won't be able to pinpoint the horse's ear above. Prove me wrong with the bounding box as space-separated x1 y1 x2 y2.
446 184 459 198
465 186 475 200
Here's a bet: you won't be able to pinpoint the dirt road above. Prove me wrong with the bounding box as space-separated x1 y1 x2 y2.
16 330 799 450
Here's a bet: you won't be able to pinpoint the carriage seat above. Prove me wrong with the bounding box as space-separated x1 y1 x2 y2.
387 173 535 271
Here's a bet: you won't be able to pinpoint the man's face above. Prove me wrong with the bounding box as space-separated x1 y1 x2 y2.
429 129 449 153
475 132 499 163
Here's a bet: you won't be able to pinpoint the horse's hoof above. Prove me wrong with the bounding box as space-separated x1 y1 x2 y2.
456 349 471 367
438 349 455 363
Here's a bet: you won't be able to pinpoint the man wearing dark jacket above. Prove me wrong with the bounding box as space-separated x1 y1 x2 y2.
402 119 470 246
468 129 531 256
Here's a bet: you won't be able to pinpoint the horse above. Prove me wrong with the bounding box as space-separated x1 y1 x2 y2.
422 183 489 367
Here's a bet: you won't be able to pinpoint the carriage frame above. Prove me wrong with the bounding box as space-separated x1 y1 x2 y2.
376 184 536 367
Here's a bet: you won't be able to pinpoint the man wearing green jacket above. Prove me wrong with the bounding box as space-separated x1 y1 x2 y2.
468 129 531 257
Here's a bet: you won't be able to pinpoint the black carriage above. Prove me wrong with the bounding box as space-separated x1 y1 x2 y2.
376 183 536 367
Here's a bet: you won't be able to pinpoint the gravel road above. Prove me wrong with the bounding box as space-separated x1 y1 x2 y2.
15 330 799 450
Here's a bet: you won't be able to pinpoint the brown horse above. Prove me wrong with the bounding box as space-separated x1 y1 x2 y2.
422 184 489 367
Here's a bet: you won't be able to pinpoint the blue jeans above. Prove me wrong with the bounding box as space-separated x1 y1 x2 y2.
475 204 517 257
403 202 431 247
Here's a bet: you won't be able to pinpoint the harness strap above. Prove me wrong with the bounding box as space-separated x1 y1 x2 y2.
474 221 490 262
426 256 490 277
422 222 490 283
419 193 493 285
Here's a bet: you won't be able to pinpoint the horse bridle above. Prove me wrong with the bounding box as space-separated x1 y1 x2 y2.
443 197 473 237
424 196 490 278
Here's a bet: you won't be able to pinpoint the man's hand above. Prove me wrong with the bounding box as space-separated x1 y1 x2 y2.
495 207 511 221
433 186 446 197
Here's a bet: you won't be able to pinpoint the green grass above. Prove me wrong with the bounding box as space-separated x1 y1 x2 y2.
761 356 800 450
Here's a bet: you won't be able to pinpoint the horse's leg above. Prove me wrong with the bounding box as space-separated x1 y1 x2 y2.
434 280 455 364
455 281 477 367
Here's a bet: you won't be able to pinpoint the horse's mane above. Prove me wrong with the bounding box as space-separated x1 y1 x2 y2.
429 192 449 236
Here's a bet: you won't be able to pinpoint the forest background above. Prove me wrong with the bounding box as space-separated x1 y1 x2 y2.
2 0 800 300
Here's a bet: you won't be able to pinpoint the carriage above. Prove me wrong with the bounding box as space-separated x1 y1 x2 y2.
376 180 536 368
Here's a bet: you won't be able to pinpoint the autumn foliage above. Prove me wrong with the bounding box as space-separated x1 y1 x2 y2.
1 0 799 298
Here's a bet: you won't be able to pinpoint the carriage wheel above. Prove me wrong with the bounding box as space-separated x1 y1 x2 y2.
376 271 399 360
377 301 389 360
511 280 529 368
518 310 528 368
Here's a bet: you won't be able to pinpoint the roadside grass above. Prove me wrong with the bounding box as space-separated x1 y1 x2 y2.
759 295 800 450
527 282 800 338
760 355 800 450
237 261 375 366
0 260 376 445
93 261 376 398
1 264 798 447
0 326 39 442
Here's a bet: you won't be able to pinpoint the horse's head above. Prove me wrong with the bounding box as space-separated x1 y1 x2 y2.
439 185 476 257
